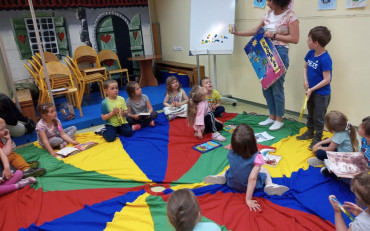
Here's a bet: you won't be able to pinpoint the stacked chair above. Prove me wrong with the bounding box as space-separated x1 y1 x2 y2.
98 49 130 87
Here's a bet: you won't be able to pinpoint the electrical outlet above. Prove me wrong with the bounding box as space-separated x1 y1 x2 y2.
173 46 182 51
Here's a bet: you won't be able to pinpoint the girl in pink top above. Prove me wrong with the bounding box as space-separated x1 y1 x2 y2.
36 103 79 157
187 85 226 142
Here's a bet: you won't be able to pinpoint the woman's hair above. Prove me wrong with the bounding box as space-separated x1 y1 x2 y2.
231 123 258 159
37 102 57 127
167 189 200 231
360 116 370 137
272 0 291 10
187 85 204 127
126 81 137 98
351 171 370 206
325 111 358 151
166 76 182 95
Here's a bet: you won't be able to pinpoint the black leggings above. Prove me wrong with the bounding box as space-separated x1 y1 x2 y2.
204 112 223 133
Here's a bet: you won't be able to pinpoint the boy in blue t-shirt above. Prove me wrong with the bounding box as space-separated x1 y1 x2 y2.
100 79 133 142
297 26 332 150
358 116 370 167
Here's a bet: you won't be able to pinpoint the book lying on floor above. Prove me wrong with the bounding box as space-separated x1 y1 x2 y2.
223 125 237 133
255 131 275 143
325 151 369 178
57 141 98 157
193 140 222 154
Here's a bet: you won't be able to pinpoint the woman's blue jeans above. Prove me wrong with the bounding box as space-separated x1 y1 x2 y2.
262 45 289 117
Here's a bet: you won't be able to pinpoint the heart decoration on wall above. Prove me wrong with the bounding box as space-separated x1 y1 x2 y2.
18 35 26 44
104 59 114 67
58 32 65 41
101 34 111 44
133 31 138 39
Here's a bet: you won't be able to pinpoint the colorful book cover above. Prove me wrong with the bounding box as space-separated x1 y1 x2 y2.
223 124 236 133
326 151 369 178
193 140 222 154
244 27 286 90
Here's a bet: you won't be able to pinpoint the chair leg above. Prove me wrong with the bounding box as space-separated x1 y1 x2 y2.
126 71 130 84
120 73 123 87
99 81 104 99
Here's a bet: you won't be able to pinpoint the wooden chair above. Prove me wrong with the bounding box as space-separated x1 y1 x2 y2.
24 63 48 106
98 49 130 87
66 56 106 99
36 52 59 63
73 45 100 67
39 61 83 117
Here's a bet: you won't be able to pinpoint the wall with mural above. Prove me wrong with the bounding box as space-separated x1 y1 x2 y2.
0 4 153 82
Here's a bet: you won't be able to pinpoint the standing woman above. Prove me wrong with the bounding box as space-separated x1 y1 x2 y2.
233 0 299 131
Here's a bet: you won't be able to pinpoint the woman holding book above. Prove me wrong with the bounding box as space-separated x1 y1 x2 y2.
232 0 299 131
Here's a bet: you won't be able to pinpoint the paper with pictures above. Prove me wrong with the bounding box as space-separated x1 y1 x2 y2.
326 151 369 178
318 0 337 10
193 140 222 154
346 0 367 8
244 27 287 90
263 154 282 167
255 131 275 143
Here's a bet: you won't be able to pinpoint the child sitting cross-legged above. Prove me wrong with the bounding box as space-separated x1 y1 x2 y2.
200 77 225 117
101 79 133 142
126 82 158 131
163 76 189 121
204 124 289 211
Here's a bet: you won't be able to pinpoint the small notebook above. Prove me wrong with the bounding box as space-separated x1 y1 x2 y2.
263 154 282 167
57 141 98 158
193 140 222 154
139 112 150 118
223 125 237 133
325 151 369 178
255 131 275 143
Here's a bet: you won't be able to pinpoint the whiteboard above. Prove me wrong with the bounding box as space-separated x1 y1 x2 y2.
189 0 236 55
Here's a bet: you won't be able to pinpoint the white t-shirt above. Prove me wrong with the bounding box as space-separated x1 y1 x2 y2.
349 210 370 231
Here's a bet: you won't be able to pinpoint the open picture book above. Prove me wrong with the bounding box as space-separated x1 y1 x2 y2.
324 151 369 178
57 141 98 158
193 140 222 154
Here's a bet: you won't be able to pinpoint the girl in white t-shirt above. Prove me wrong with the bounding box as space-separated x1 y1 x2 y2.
163 76 189 121
329 171 370 231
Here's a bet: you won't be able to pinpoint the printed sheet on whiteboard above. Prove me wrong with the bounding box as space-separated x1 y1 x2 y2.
244 27 286 90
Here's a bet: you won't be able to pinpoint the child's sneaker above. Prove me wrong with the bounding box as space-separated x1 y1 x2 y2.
26 161 40 169
264 184 289 196
149 121 155 127
259 118 275 126
308 157 324 167
94 127 106 135
23 168 46 178
204 175 226 184
309 137 321 150
16 177 37 189
212 132 226 142
167 115 176 121
296 131 314 140
132 124 141 131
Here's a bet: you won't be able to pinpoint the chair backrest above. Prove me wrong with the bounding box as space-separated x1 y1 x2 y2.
73 45 100 67
24 63 42 88
36 51 59 63
39 61 75 88
64 57 83 83
97 49 122 69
